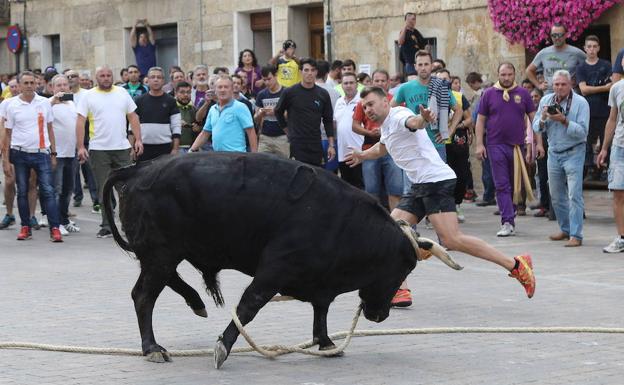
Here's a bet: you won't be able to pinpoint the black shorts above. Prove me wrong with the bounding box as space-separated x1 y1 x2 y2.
396 178 457 221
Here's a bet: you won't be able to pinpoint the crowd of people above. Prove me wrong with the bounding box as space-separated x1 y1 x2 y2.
1 14 624 306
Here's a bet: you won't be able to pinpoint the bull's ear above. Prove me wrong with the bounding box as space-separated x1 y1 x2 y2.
287 165 316 201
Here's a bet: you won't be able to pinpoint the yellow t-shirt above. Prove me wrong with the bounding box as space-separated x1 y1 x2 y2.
277 57 301 88
1 86 12 100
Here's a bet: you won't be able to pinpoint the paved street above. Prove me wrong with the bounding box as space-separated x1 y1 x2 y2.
0 187 623 385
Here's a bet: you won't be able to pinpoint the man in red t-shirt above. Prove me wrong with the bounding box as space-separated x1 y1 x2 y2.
351 69 404 210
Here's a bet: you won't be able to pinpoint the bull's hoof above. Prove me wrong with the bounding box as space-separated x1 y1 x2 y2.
319 344 344 357
193 307 208 318
214 339 229 369
145 350 172 363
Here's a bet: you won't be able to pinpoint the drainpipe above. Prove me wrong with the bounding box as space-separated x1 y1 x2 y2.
199 0 204 65
325 0 332 62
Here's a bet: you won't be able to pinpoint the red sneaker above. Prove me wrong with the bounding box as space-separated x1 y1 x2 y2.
17 226 31 240
50 227 63 243
391 289 412 307
509 255 535 298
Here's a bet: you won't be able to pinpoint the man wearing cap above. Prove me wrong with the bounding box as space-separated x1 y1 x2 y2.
270 40 301 88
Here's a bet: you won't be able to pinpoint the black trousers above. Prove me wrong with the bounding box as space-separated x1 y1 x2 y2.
446 142 470 205
338 162 364 189
138 143 172 162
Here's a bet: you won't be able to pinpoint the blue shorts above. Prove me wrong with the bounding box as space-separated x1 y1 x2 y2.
608 145 624 190
362 153 404 197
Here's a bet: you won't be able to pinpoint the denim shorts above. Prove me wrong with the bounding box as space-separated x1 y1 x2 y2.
362 153 404 197
608 144 624 190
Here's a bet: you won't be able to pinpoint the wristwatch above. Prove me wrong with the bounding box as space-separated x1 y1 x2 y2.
50 152 57 156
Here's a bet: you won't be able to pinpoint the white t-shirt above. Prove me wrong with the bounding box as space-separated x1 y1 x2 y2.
50 100 77 158
0 97 12 120
4 94 54 150
334 95 363 162
76 86 136 150
608 79 624 149
380 106 456 184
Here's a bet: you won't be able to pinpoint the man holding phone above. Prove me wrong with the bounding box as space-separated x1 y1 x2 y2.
532 70 589 247
255 65 287 158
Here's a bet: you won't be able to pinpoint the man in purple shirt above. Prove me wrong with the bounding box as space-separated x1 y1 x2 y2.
476 63 537 237
130 19 156 77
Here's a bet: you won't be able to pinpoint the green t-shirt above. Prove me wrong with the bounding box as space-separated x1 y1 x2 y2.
393 79 456 148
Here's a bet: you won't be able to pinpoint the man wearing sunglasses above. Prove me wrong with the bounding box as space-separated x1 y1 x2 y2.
526 24 586 94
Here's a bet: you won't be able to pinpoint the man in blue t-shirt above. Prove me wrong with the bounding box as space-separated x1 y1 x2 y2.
576 35 613 178
255 65 288 158
188 77 257 153
130 19 157 77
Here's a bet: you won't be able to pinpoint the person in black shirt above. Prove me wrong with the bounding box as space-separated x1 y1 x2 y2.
275 58 335 167
577 35 613 179
398 12 427 75
134 67 181 161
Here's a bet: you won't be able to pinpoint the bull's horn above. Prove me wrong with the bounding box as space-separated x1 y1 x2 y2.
397 220 463 270
416 237 463 271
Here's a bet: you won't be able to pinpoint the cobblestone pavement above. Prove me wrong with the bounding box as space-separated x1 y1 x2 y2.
0 187 622 385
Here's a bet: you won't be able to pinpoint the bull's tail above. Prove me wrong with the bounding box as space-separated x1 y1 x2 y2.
102 164 139 252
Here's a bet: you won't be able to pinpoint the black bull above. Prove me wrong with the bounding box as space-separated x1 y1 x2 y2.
103 152 423 368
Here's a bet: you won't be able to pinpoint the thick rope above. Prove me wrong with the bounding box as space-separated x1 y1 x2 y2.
1 304 624 358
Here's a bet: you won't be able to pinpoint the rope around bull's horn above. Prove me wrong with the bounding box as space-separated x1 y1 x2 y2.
2 303 624 358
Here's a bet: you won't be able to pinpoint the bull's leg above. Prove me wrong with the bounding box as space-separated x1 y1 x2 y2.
214 279 278 369
132 267 172 363
312 302 343 356
167 272 207 318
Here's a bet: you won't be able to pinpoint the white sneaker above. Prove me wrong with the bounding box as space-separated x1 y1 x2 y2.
59 224 69 236
457 205 465 223
65 222 81 233
603 237 624 253
39 215 49 228
497 222 515 237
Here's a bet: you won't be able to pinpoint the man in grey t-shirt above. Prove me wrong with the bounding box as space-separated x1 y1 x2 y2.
526 23 586 93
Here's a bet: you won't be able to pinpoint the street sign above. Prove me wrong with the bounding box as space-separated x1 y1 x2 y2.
7 25 22 54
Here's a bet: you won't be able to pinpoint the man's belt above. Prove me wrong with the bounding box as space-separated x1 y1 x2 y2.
10 146 50 154
551 142 584 154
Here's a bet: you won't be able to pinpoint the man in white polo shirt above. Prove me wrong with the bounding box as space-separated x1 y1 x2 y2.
76 66 143 238
346 86 536 305
334 72 364 188
4 71 62 242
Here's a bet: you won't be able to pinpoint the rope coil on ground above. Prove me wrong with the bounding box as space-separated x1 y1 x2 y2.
1 304 624 358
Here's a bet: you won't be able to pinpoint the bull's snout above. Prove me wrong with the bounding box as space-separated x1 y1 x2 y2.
362 303 389 323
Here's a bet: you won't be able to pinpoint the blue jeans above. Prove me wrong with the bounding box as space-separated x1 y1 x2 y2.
548 144 585 240
362 153 404 198
322 139 339 172
481 156 495 202
404 63 416 74
73 160 98 204
55 157 77 225
10 149 60 228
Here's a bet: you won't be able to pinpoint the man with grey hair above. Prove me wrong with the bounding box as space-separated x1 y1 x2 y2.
76 65 143 238
49 74 80 235
191 64 209 108
532 69 589 247
134 66 181 161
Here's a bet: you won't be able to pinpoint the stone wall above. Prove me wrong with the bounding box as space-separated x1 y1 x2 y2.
3 0 623 83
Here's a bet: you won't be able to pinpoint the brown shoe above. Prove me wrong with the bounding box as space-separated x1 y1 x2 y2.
564 238 582 247
549 232 570 241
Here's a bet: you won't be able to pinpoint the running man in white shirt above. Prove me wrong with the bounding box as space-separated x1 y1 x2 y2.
345 87 536 305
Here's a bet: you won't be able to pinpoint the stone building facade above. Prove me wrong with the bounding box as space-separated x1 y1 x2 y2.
0 0 623 82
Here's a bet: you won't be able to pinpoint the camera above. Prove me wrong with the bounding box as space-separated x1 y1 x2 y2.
547 104 562 115
60 93 73 101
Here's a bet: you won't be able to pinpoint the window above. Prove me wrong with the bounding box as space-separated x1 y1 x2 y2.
250 12 272 65
42 34 61 70
153 24 179 71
